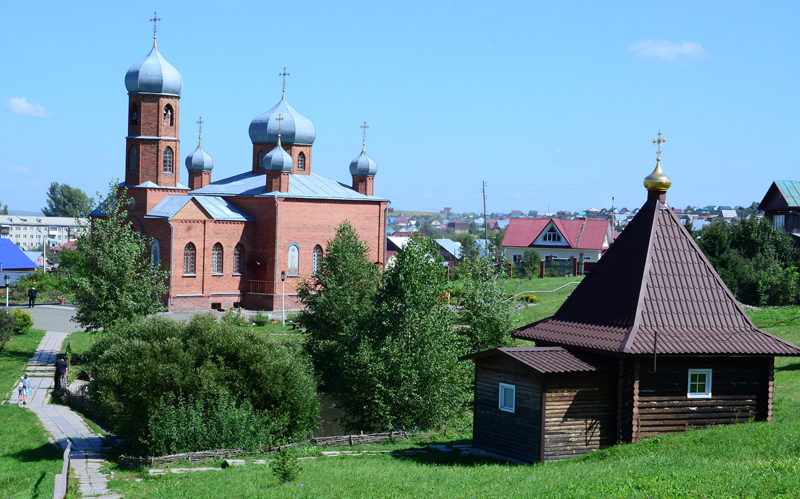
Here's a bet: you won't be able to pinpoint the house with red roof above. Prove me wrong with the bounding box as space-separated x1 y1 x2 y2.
501 218 612 273
462 153 800 464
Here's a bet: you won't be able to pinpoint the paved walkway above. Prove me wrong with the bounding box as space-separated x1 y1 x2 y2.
9 330 121 498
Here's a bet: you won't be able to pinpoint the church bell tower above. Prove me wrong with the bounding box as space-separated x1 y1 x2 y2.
123 13 183 187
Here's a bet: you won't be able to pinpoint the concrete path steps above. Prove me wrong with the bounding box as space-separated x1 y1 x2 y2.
9 331 121 499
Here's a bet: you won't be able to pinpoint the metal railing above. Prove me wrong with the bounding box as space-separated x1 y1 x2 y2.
248 280 274 295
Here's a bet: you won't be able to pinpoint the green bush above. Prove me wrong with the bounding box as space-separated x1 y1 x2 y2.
518 294 538 303
221 309 249 327
88 314 320 454
0 310 13 351
252 311 270 327
10 309 33 334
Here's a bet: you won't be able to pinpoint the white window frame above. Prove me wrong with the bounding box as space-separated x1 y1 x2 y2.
687 369 712 399
498 383 516 413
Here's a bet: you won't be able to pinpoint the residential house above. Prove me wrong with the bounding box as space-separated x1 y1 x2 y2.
462 161 800 464
446 219 469 234
502 218 611 272
758 181 800 235
719 209 738 222
434 239 461 265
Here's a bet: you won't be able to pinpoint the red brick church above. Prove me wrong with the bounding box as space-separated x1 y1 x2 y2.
102 30 388 311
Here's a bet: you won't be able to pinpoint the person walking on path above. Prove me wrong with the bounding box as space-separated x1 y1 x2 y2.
21 373 32 405
27 286 37 308
54 355 69 395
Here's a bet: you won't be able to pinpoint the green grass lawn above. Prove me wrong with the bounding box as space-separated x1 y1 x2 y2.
105 307 800 498
0 329 63 499
497 276 584 327
1 329 46 398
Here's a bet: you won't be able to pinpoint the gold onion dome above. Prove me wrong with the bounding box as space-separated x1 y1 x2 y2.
643 157 672 191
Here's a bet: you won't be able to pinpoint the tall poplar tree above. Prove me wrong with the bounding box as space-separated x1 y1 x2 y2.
70 182 169 330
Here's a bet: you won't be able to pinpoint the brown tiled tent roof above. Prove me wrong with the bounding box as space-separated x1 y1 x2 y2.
512 199 800 356
460 347 615 373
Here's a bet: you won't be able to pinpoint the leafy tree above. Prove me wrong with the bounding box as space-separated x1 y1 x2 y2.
0 199 8 215
459 234 480 263
698 218 800 306
70 182 169 330
468 220 479 235
521 249 541 279
88 314 320 454
297 221 380 391
42 182 95 218
458 257 517 351
336 235 472 432
684 216 696 241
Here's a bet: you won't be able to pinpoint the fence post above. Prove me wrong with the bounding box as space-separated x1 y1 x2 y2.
540 260 545 279
509 262 513 279
579 253 584 275
572 257 578 277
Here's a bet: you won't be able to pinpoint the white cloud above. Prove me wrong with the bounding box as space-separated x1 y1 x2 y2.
5 166 32 173
629 39 707 63
4 96 53 117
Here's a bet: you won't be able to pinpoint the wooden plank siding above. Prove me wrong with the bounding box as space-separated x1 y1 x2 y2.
633 357 773 438
543 372 617 461
473 357 542 463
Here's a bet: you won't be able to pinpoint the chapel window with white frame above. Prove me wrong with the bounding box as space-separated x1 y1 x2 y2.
499 383 516 413
687 369 712 399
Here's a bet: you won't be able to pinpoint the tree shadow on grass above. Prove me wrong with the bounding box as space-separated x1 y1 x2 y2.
6 442 62 463
387 438 514 467
0 348 34 363
776 362 800 372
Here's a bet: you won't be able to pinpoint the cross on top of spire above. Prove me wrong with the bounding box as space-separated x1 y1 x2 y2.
279 67 290 98
653 130 666 157
197 116 203 141
360 121 369 152
150 11 161 43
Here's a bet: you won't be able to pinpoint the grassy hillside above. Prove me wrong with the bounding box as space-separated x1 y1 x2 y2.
105 304 800 498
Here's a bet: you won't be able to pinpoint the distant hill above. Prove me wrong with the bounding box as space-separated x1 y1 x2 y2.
8 210 44 216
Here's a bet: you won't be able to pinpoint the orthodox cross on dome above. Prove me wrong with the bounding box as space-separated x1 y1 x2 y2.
360 121 369 151
197 116 203 144
150 11 161 45
653 130 666 158
279 67 290 98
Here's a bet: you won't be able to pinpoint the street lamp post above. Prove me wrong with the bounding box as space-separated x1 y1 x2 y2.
4 274 10 310
280 271 286 327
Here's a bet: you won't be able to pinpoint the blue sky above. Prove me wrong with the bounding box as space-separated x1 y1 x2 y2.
2 1 799 215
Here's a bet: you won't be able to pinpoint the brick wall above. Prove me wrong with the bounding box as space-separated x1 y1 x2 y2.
251 143 312 175
125 94 181 187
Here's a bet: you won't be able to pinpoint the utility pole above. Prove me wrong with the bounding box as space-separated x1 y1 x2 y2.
482 180 488 245
611 196 615 243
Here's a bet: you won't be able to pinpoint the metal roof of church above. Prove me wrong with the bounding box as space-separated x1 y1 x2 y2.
512 198 800 356
190 172 388 201
125 44 183 96
145 196 254 221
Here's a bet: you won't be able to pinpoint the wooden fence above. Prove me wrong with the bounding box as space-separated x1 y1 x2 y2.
53 441 71 499
118 431 411 468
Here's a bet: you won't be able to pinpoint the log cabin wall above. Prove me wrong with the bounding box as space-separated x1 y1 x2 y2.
635 357 773 438
543 371 617 461
473 357 542 463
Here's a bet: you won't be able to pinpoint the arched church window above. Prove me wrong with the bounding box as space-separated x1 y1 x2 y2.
297 152 306 171
130 103 138 125
129 146 138 172
163 147 174 174
258 151 266 169
150 239 160 268
163 105 173 126
233 244 244 274
183 243 196 275
312 245 323 276
288 243 300 276
212 243 224 274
